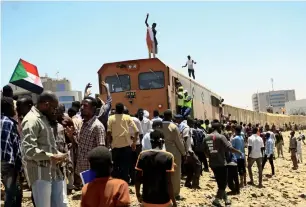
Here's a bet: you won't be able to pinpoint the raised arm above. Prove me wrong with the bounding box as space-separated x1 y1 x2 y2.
145 13 149 27
102 81 111 98
98 81 112 117
83 83 92 98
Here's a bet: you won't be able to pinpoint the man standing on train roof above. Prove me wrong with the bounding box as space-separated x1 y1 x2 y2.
145 13 158 59
183 90 193 118
176 86 184 115
182 55 197 80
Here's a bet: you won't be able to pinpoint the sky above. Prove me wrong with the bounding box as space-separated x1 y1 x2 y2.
1 1 306 109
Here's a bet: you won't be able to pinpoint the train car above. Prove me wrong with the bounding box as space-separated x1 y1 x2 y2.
223 104 306 127
97 57 306 126
97 58 222 120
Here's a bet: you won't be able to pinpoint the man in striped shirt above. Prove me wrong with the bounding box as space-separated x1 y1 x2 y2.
262 133 275 175
21 91 69 207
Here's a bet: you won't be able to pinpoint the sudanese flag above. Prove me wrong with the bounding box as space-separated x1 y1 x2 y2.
9 59 44 94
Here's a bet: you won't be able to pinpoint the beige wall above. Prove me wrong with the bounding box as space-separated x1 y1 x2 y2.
223 104 306 127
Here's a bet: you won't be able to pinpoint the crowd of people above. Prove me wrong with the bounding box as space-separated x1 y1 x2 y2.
1 83 306 207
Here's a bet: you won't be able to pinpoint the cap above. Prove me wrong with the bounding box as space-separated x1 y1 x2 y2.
174 114 183 119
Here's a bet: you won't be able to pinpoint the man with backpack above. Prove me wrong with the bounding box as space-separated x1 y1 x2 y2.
175 115 201 189
184 117 201 188
193 120 209 172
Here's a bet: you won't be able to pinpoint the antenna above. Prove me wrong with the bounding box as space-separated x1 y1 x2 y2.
271 78 274 91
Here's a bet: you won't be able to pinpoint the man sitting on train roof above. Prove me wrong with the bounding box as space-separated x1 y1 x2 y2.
183 90 192 118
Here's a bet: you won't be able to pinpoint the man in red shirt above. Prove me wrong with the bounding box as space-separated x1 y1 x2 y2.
81 146 130 207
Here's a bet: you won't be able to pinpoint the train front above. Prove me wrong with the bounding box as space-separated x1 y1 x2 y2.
97 58 170 117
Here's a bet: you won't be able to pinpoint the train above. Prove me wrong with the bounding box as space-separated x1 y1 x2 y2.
97 58 306 127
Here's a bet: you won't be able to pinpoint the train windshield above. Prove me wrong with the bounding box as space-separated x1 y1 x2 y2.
105 74 131 93
139 71 165 90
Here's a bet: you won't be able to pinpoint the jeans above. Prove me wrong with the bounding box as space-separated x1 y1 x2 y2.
112 146 132 183
188 69 195 79
1 162 22 207
183 107 192 117
32 180 68 207
227 165 240 193
262 154 275 175
211 166 228 199
248 157 263 185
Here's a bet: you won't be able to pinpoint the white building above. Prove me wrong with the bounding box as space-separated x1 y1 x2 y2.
252 89 296 113
55 91 83 110
285 99 306 115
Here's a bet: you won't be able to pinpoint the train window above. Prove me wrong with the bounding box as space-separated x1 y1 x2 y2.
105 74 131 93
211 96 220 107
138 71 165 90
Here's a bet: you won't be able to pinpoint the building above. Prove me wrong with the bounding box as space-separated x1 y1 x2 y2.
8 76 82 110
285 99 306 115
56 91 83 110
252 89 296 113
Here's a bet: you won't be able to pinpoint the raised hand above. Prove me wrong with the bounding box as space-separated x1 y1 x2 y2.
65 125 75 139
85 83 92 89
101 81 108 88
85 89 92 97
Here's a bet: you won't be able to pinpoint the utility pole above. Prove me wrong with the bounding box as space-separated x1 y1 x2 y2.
56 71 59 80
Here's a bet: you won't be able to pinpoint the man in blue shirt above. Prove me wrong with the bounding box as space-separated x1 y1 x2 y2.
262 133 275 175
231 125 246 187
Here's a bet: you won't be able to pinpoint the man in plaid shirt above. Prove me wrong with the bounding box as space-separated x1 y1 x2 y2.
76 96 106 176
1 96 22 207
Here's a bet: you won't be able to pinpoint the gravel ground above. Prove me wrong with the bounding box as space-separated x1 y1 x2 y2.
17 131 306 206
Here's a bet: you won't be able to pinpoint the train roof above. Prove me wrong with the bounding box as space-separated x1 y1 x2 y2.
97 58 165 74
167 63 221 99
98 58 222 98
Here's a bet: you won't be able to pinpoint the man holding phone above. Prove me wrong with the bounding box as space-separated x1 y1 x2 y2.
22 91 69 207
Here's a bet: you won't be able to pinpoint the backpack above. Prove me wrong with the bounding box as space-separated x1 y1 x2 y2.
192 128 205 152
